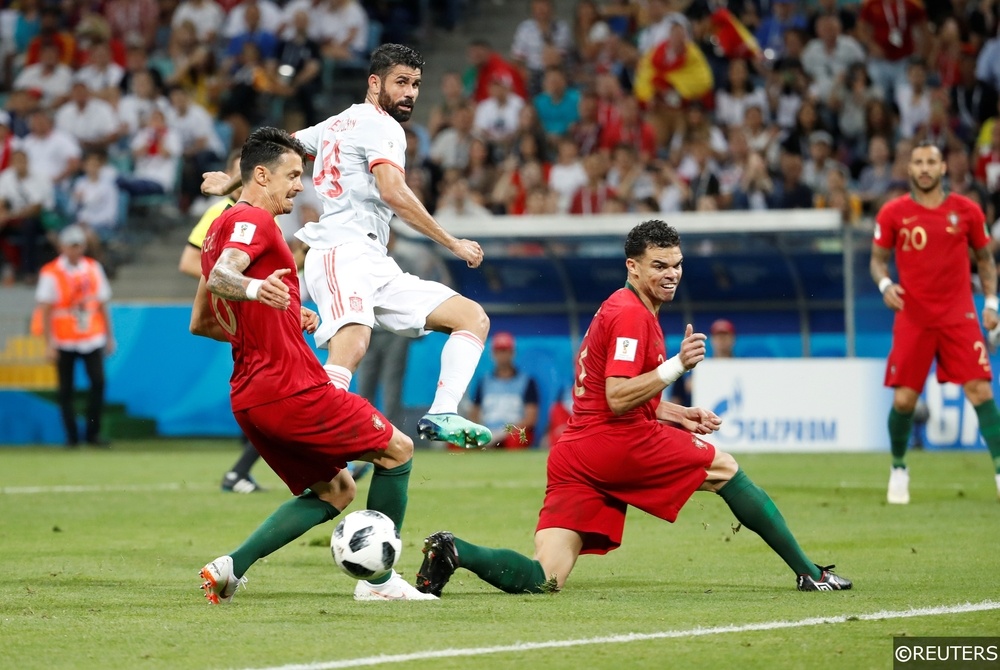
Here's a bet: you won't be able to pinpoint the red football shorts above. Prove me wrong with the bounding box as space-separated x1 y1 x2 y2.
884 312 993 391
234 384 393 495
536 421 716 555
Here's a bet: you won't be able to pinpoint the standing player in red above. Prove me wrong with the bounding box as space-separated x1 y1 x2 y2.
413 220 852 595
191 127 435 602
871 141 1000 504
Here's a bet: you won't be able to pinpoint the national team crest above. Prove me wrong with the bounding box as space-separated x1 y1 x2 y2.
349 295 363 312
372 414 385 431
948 212 958 225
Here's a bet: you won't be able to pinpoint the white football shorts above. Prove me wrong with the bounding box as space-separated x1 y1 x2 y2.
303 240 457 348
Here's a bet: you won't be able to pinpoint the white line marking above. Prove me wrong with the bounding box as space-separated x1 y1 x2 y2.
0 482 212 494
241 600 1000 670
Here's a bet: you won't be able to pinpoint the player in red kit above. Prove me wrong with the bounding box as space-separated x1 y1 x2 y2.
413 220 852 595
190 127 435 603
871 141 1000 504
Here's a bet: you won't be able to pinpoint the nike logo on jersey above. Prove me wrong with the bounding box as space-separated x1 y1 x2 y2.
902 216 918 224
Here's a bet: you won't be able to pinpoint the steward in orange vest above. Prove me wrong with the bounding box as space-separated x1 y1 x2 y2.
32 224 114 446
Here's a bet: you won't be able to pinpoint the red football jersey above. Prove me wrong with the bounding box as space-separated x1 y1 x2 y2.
201 202 329 411
874 193 989 325
564 287 666 437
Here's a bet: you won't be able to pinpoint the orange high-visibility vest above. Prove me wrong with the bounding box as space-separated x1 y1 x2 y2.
31 257 108 348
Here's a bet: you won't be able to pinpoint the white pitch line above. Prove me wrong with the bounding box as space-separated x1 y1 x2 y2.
240 600 1000 670
0 482 213 494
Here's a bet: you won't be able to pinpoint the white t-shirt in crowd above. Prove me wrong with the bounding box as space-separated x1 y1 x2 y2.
72 173 120 229
20 130 82 182
117 94 171 135
0 166 55 210
130 127 182 191
167 102 224 156
473 95 525 143
13 63 73 106
221 0 282 37
547 161 587 212
172 0 225 41
74 63 125 93
55 98 120 145
324 0 369 54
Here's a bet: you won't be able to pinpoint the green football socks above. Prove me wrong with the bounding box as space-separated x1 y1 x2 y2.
230 490 340 579
717 469 822 580
366 460 411 530
888 407 914 469
973 401 1000 474
453 537 548 594
364 460 412 585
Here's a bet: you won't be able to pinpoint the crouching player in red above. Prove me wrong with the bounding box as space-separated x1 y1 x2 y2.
191 127 435 602
414 220 852 595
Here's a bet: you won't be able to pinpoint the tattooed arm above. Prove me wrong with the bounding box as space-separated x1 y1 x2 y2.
190 275 230 341
206 248 292 310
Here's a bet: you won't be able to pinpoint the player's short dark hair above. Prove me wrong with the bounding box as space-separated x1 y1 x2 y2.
911 139 942 158
625 220 680 259
240 127 307 183
369 43 424 79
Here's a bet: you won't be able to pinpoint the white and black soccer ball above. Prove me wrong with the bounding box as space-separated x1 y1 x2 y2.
331 510 401 580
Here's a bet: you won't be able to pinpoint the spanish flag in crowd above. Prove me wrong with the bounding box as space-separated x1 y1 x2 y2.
634 39 713 104
710 7 760 60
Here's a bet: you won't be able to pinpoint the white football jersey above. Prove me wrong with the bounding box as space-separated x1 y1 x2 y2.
293 103 407 250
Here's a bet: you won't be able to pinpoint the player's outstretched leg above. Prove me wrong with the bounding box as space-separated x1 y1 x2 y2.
199 486 345 604
419 309 492 447
716 468 852 591
414 531 552 596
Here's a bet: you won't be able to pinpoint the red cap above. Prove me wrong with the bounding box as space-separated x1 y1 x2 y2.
710 319 735 335
491 332 515 350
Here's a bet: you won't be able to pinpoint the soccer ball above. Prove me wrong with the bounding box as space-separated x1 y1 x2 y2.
331 509 401 580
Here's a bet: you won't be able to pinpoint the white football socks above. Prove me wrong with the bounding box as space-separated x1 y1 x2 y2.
427 330 484 415
324 364 353 391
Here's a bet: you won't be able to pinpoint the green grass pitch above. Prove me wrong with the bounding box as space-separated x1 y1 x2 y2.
1 441 998 670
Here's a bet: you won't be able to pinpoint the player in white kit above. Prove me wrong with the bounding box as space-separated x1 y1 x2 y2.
201 44 492 448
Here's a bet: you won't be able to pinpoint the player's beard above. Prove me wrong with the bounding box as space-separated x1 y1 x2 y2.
910 173 941 194
378 87 414 122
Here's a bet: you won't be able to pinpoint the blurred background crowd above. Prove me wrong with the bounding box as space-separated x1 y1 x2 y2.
2 0 1000 287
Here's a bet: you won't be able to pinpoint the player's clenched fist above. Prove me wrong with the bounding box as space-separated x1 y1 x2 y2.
201 171 233 197
451 239 484 268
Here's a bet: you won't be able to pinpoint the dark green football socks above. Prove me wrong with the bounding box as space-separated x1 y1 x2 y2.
888 407 914 469
454 537 549 594
973 401 1000 474
717 469 822 580
230 490 340 578
366 460 411 530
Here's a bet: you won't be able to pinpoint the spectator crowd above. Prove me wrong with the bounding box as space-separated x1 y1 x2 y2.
4 0 1000 287
0 0 430 284
416 0 1000 243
